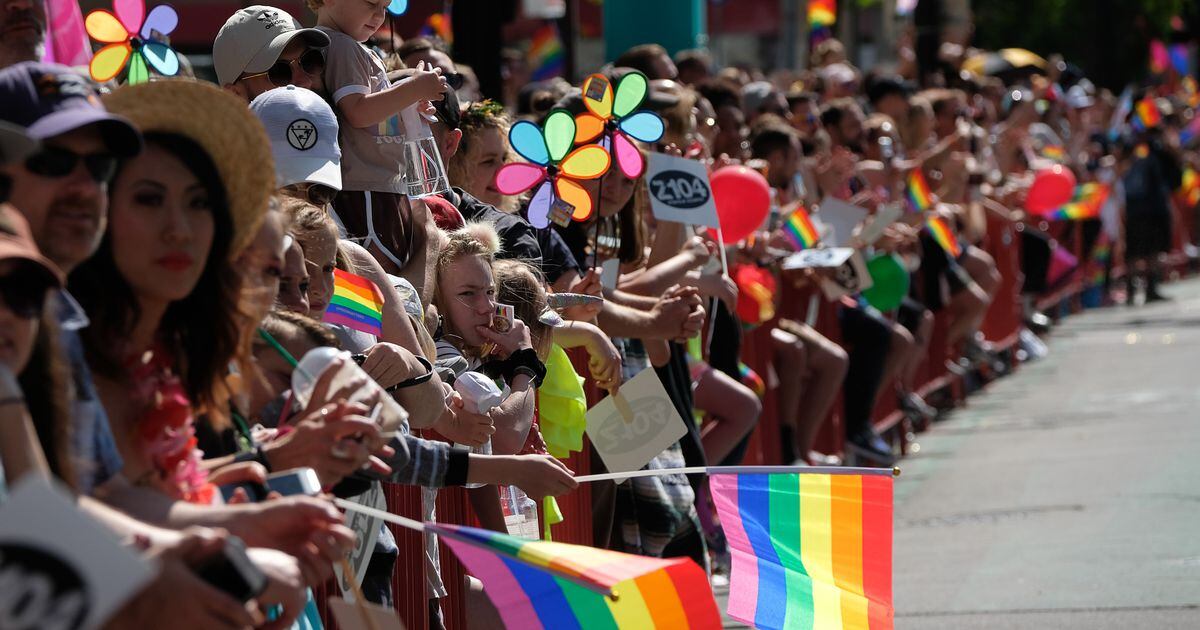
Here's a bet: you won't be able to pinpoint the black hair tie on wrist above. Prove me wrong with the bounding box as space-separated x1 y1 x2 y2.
386 356 435 392
498 348 546 388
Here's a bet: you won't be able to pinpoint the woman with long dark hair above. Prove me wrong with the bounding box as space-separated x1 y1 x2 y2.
70 81 273 503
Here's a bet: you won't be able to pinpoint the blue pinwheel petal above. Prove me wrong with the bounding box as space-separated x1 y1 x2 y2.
140 4 178 40
618 111 665 143
509 120 550 165
142 42 179 76
387 0 408 15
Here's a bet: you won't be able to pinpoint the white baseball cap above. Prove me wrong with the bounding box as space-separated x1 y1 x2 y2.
213 6 329 87
250 85 341 190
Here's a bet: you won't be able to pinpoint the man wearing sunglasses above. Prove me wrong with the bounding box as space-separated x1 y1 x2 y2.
214 5 330 102
0 61 142 496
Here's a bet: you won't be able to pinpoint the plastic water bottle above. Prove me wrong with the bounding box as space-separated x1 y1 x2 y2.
500 485 540 540
291 346 342 408
400 104 451 199
454 372 504 488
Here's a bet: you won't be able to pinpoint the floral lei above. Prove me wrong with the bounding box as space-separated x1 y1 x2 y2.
128 345 215 504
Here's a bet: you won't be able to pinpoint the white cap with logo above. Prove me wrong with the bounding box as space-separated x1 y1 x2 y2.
213 6 330 86
250 85 341 190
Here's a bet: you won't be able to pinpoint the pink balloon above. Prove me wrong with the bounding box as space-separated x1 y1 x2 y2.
708 166 772 244
1026 165 1077 215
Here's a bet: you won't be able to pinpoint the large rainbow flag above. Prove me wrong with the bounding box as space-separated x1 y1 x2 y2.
323 268 385 337
1048 183 1110 220
808 0 837 27
528 23 565 82
710 470 894 630
432 522 722 629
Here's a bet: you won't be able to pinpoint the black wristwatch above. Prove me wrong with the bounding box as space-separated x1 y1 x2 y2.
501 348 547 388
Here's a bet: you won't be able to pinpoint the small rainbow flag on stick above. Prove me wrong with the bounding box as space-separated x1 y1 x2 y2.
323 268 385 337
1049 183 1110 220
925 216 961 258
905 170 934 212
1133 98 1162 131
710 470 895 630
782 206 821 251
432 522 723 629
528 22 565 81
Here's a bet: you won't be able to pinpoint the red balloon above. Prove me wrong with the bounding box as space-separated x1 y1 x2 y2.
1026 165 1077 215
707 166 772 244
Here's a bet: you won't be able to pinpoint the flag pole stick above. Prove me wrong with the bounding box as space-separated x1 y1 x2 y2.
573 465 899 483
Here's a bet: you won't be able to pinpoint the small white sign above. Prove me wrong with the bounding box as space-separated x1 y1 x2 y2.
817 196 869 247
645 153 721 228
334 481 387 599
819 251 875 300
328 596 407 629
0 476 154 630
781 247 856 270
586 367 688 474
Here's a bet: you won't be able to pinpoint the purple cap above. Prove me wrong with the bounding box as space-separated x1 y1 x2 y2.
0 62 141 156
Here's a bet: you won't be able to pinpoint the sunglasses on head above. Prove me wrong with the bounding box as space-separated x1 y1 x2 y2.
285 182 337 207
24 146 118 183
242 48 326 88
0 270 52 319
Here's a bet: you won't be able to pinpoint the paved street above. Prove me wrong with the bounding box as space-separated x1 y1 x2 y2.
894 278 1200 629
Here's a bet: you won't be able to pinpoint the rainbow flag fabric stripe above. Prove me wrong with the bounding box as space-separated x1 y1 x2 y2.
528 23 565 81
1049 183 1110 220
1133 98 1161 131
905 170 933 212
432 522 722 629
1181 168 1200 206
783 206 821 251
710 471 894 630
323 268 385 337
925 216 961 258
808 0 837 27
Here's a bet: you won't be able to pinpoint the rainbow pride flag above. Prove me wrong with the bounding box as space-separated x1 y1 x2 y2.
419 12 452 45
738 362 766 399
432 522 722 629
528 23 565 82
710 471 894 630
925 216 961 258
1150 40 1170 75
905 170 933 212
323 268 385 337
1132 98 1161 131
1039 144 1066 162
808 0 837 27
1170 43 1191 77
782 206 821 251
1181 168 1200 207
1049 183 1110 220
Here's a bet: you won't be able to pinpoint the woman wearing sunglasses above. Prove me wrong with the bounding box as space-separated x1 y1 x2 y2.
0 206 75 490
69 81 274 504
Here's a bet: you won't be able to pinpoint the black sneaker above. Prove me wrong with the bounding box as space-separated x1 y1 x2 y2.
846 429 897 466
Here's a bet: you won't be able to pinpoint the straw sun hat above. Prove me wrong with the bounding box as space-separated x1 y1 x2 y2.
102 79 275 258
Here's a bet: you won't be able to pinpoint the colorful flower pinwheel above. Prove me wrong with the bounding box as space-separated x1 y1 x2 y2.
494 109 611 228
574 71 666 179
387 0 408 16
86 0 179 84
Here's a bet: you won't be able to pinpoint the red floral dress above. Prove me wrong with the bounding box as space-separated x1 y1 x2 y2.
128 345 216 504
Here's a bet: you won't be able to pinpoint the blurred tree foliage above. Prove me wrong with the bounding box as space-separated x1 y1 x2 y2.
971 0 1195 90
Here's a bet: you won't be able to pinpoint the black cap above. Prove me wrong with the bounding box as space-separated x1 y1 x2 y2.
433 86 462 130
866 76 914 105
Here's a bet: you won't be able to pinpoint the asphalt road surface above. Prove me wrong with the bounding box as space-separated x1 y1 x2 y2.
719 278 1200 629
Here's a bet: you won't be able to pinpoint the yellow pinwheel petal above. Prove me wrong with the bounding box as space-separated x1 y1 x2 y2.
85 10 129 43
560 145 612 180
89 43 131 82
556 177 594 222
582 73 614 120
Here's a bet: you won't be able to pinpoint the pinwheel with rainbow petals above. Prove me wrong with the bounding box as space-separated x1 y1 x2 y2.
493 109 611 228
574 71 665 179
86 0 179 84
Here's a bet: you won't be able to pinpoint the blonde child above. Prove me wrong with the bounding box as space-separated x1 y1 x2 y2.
309 0 450 278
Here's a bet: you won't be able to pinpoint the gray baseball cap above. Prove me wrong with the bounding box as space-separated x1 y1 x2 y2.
212 6 329 86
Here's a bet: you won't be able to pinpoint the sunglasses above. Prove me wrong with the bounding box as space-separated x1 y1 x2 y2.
284 182 337 207
242 48 326 88
0 271 51 319
25 147 118 183
443 72 464 90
